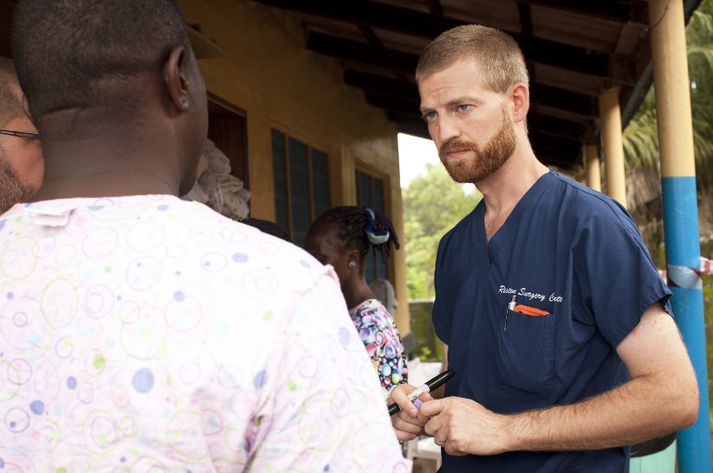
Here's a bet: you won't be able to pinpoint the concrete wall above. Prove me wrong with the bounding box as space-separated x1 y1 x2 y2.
178 0 411 333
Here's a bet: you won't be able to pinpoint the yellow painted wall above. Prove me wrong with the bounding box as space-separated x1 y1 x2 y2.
178 0 411 334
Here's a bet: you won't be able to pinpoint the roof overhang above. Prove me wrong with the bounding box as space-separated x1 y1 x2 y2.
254 0 703 171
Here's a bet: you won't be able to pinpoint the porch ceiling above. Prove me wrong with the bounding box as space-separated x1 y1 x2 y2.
1 0 702 171
253 0 702 171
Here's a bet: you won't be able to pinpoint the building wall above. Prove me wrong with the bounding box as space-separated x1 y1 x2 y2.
178 0 411 333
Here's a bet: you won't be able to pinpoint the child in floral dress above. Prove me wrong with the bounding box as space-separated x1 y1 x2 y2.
306 206 408 394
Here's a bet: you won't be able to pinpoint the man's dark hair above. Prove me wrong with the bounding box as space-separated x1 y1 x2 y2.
0 58 23 128
12 0 190 117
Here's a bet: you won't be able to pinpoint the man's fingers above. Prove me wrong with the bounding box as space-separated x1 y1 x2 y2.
431 421 448 448
416 410 430 425
423 414 443 438
392 419 421 441
389 383 415 402
390 383 419 417
419 398 446 417
417 392 435 402
392 414 424 435
395 430 418 442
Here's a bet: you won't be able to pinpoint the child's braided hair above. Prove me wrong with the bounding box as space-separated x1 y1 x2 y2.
311 206 400 269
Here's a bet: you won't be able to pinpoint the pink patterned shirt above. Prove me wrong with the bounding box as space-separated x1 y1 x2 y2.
0 195 409 472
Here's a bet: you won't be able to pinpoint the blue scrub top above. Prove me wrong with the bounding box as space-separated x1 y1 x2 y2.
433 171 671 473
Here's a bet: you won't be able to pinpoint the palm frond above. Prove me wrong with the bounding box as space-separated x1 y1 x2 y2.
624 0 713 181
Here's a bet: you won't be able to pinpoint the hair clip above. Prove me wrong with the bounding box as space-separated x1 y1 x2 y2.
364 207 390 245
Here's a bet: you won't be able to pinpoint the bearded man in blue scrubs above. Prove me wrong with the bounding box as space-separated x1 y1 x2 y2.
390 24 699 472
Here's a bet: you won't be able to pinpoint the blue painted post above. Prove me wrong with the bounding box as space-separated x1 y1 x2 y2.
663 178 711 473
649 0 712 471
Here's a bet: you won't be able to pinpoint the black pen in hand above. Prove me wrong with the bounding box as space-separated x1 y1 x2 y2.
387 369 455 416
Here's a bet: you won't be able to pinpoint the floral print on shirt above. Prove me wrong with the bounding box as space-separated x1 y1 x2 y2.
349 299 408 394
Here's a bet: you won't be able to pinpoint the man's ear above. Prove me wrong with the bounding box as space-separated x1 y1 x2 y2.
164 46 190 112
509 82 530 124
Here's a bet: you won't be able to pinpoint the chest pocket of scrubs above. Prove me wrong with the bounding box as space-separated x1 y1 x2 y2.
496 309 556 394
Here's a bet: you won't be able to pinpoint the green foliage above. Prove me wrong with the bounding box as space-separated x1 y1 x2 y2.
623 92 658 169
403 164 482 299
624 0 713 187
408 299 445 362
419 346 432 361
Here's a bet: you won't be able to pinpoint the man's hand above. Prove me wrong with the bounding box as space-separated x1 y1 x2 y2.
420 397 511 456
389 383 434 441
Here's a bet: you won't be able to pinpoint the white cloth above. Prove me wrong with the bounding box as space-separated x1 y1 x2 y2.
0 195 408 471
196 138 251 220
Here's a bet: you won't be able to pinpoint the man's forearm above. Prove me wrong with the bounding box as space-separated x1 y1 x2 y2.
504 373 697 452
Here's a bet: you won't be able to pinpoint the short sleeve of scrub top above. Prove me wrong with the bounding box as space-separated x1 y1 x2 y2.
573 193 673 348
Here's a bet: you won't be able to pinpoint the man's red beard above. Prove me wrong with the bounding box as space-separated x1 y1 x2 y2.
438 111 516 184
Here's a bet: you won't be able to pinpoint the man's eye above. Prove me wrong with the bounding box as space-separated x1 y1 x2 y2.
422 111 437 122
456 104 472 112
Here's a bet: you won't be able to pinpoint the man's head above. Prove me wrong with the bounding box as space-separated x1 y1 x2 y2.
0 58 43 213
416 25 530 184
11 0 208 196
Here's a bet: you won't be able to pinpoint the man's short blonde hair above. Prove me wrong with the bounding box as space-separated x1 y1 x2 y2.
416 25 529 94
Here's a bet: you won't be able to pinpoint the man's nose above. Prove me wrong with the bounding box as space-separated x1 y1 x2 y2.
433 114 460 145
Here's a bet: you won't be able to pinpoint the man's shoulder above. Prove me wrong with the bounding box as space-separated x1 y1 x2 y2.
543 172 648 257
166 199 329 291
548 171 635 226
14 195 329 295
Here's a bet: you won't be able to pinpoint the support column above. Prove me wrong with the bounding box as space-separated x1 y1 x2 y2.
599 88 627 207
584 144 601 192
649 0 711 471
